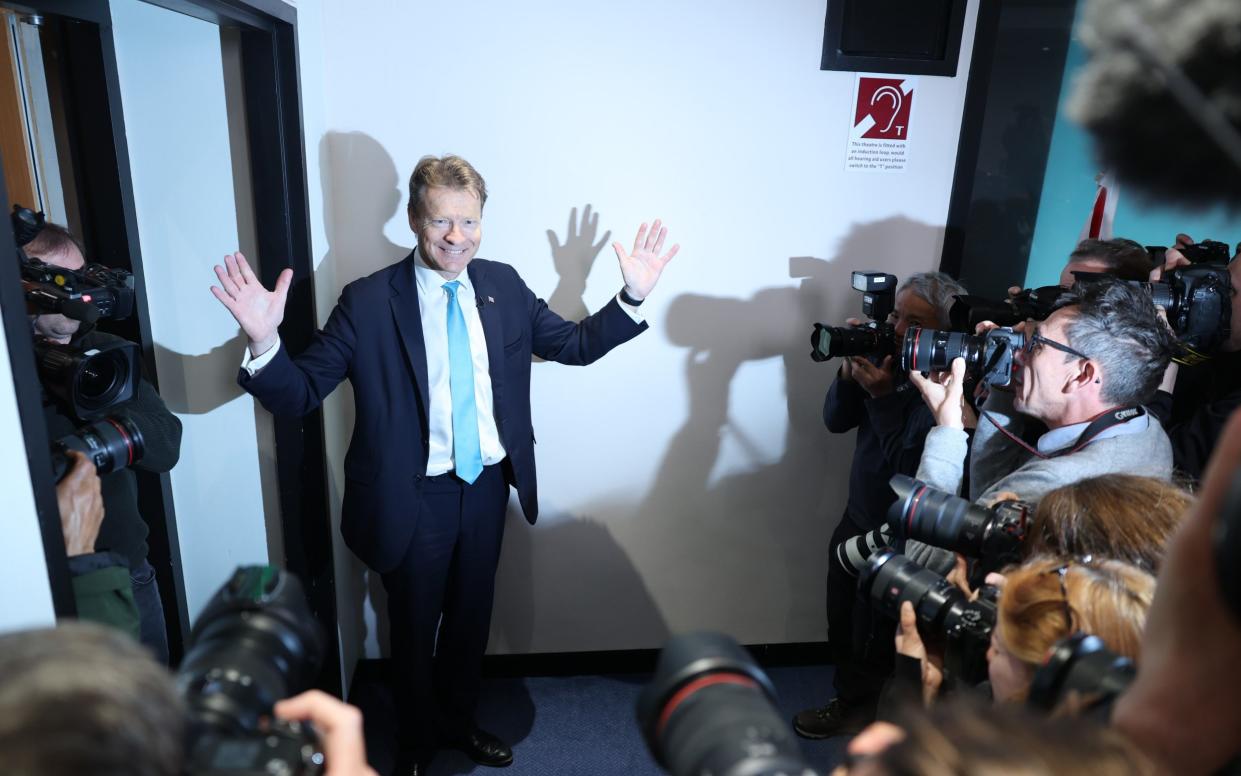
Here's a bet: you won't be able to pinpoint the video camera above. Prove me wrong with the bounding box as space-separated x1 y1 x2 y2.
901 324 1024 387
810 271 897 362
636 632 818 776
15 205 135 322
179 565 327 775
860 549 997 688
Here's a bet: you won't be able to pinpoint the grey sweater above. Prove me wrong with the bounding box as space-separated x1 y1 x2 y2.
907 390 1174 573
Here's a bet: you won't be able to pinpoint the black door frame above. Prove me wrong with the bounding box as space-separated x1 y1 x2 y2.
2 0 339 692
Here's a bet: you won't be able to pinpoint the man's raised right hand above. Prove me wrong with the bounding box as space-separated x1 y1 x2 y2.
210 251 292 357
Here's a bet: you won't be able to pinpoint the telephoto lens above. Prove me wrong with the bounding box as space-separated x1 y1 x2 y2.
810 322 895 362
178 566 327 775
900 326 983 375
1027 632 1135 714
860 550 996 687
636 632 818 776
888 474 1029 572
50 414 145 482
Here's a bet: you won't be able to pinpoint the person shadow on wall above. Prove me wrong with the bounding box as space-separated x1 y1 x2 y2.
627 216 949 647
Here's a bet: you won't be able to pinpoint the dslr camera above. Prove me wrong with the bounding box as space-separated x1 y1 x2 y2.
949 284 1066 331
179 565 327 775
637 631 818 776
1139 240 1234 361
889 474 1030 576
901 325 1025 387
860 549 997 688
810 271 897 362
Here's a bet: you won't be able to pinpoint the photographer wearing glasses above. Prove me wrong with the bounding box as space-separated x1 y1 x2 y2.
907 280 1177 575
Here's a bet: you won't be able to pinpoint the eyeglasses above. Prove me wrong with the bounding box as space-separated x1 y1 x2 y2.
1023 327 1090 361
1043 556 1093 633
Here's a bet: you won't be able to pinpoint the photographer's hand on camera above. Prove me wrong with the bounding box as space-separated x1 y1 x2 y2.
909 356 969 429
57 450 103 556
894 601 944 707
210 251 293 358
273 690 378 776
850 355 896 398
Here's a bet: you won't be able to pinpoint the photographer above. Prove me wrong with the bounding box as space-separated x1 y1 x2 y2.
1144 234 1241 483
1057 237 1153 288
0 622 377 776
26 221 183 662
890 555 1154 709
794 272 966 740
907 279 1176 575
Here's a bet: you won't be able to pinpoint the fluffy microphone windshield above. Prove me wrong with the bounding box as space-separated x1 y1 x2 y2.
1068 0 1241 208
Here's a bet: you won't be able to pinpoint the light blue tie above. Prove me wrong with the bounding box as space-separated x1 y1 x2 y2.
443 281 483 484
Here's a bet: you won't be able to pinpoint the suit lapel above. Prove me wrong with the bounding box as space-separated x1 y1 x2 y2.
390 251 430 415
469 261 506 403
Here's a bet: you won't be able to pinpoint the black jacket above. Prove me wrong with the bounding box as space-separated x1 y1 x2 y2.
42 329 183 568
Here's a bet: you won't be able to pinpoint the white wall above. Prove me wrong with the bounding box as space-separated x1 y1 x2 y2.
294 0 981 661
110 0 274 620
0 329 55 632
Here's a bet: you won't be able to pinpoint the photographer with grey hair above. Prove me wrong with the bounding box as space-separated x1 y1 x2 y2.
907 279 1177 574
795 272 969 739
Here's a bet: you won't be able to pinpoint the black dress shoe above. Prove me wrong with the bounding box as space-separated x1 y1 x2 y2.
449 728 513 767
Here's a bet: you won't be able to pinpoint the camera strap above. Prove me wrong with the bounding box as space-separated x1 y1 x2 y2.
982 406 1146 461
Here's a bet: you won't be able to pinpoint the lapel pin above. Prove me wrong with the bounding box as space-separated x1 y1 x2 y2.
488 296 495 304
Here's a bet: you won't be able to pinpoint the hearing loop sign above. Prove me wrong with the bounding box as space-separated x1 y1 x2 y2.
846 75 917 173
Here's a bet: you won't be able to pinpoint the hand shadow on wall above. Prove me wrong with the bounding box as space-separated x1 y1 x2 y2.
545 204 611 322
621 217 947 643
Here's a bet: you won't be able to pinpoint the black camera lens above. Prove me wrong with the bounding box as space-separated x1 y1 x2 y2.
861 551 996 687
888 475 1029 569
860 550 963 628
178 566 325 737
636 632 814 776
51 414 145 482
33 338 140 420
811 323 894 362
1027 633 1135 713
900 326 983 374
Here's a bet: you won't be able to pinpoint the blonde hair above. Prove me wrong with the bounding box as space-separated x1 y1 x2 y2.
407 154 488 219
1025 475 1191 572
998 556 1154 670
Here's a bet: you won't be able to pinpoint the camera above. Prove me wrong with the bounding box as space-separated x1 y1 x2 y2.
834 522 895 578
888 474 1030 575
636 631 818 776
810 271 897 362
178 565 327 775
860 550 996 687
1027 632 1135 715
14 205 136 322
1142 262 1232 360
33 337 140 420
50 413 145 483
900 325 1024 387
949 284 1066 331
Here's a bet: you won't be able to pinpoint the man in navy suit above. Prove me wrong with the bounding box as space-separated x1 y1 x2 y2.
210 155 677 773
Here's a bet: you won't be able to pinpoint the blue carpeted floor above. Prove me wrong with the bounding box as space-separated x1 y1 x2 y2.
351 662 849 775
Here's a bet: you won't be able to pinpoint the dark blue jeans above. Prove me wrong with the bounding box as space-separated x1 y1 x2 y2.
130 559 170 664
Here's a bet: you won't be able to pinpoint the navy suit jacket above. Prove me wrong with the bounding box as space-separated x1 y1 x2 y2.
239 253 647 572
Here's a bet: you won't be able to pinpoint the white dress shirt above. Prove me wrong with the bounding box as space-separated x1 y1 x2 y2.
241 251 645 477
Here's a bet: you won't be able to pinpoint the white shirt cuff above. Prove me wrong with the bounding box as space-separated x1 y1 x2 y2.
241 337 282 376
616 293 645 323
